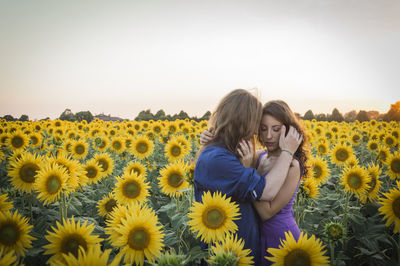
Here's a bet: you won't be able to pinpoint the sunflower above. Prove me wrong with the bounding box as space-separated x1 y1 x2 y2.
158 160 189 197
109 203 164 266
324 222 345 242
34 162 71 205
301 178 320 199
164 138 189 161
0 210 36 256
345 155 359 169
330 144 353 165
316 142 329 156
70 140 89 160
124 161 147 178
186 163 195 184
379 181 400 233
384 135 397 148
308 157 330 185
93 135 109 152
110 137 126 153
97 193 118 218
377 145 390 164
360 163 382 203
386 152 400 180
367 139 379 152
48 151 85 190
266 231 329 265
93 153 115 177
0 248 17 266
83 159 104 185
188 191 240 243
51 245 122 266
8 152 42 193
131 135 154 160
113 172 150 205
105 204 132 241
6 130 28 152
209 233 254 266
350 132 362 146
0 193 13 212
340 166 370 198
151 122 163 135
43 216 102 264
29 132 42 148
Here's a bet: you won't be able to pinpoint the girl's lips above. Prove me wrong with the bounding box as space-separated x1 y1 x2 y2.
266 142 275 146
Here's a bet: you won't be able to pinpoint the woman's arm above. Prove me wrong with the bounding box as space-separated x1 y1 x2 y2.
259 126 302 201
253 159 301 220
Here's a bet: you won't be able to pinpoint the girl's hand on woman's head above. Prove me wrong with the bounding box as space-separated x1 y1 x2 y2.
278 126 303 155
237 139 254 168
199 128 215 145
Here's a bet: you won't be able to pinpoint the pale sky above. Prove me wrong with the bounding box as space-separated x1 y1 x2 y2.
0 0 399 120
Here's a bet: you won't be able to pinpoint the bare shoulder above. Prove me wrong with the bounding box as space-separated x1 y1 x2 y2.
290 158 300 169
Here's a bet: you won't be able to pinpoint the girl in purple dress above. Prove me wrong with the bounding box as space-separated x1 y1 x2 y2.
200 100 308 266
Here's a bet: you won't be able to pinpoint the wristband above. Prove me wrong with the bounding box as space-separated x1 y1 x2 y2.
281 149 293 157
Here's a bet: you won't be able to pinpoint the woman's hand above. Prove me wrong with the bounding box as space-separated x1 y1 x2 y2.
279 126 303 155
236 139 254 168
199 128 215 145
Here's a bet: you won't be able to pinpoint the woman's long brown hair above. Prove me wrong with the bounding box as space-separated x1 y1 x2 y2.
259 100 309 177
201 89 263 158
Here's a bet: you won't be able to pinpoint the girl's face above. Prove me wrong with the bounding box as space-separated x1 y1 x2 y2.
260 114 283 153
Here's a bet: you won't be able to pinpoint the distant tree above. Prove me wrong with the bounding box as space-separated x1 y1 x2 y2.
344 110 357 122
384 101 400 121
75 111 93 123
174 110 189 120
135 109 154 121
329 108 344 122
155 109 166 120
355 110 370 122
303 110 315 120
19 115 29 121
315 113 327 121
3 115 15 121
367 110 380 120
59 109 76 121
200 111 211 121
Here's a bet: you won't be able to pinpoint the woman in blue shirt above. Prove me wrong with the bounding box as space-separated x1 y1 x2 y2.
194 89 302 265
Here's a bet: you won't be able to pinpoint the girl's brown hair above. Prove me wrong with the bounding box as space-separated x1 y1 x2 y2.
204 89 263 157
259 100 309 177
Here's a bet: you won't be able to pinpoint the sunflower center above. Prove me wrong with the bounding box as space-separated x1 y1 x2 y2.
202 207 226 229
113 141 122 150
284 248 311 266
132 167 142 176
75 145 85 155
318 145 326 154
105 199 117 213
378 151 387 161
391 159 400 174
154 127 161 133
353 135 360 143
386 137 394 145
86 166 98 179
137 142 148 154
31 136 38 145
336 149 349 162
46 175 62 194
0 223 20 246
11 136 24 148
61 233 87 257
168 173 183 188
329 225 342 239
348 173 361 189
123 181 141 198
20 163 39 183
171 146 181 157
313 165 322 179
128 228 150 250
98 159 109 171
370 143 378 150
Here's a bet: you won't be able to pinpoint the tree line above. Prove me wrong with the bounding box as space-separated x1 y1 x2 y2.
2 101 399 122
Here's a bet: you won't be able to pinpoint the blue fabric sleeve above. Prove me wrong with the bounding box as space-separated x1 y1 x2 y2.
195 146 266 202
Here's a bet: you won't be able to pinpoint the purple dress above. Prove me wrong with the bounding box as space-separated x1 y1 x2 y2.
257 152 303 266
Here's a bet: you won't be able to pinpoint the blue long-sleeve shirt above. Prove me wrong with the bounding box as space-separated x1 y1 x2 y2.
194 144 266 265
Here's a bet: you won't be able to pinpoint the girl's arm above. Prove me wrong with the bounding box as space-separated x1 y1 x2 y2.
253 159 301 220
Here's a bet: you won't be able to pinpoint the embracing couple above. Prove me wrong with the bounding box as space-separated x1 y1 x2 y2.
194 89 307 265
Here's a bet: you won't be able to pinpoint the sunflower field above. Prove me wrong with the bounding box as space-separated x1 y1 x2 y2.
0 118 399 265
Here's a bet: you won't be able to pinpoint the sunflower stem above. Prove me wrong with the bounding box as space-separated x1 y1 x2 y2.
329 241 335 266
29 198 33 224
342 192 350 250
398 233 400 266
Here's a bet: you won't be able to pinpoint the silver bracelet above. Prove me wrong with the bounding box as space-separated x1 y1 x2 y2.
281 149 293 156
